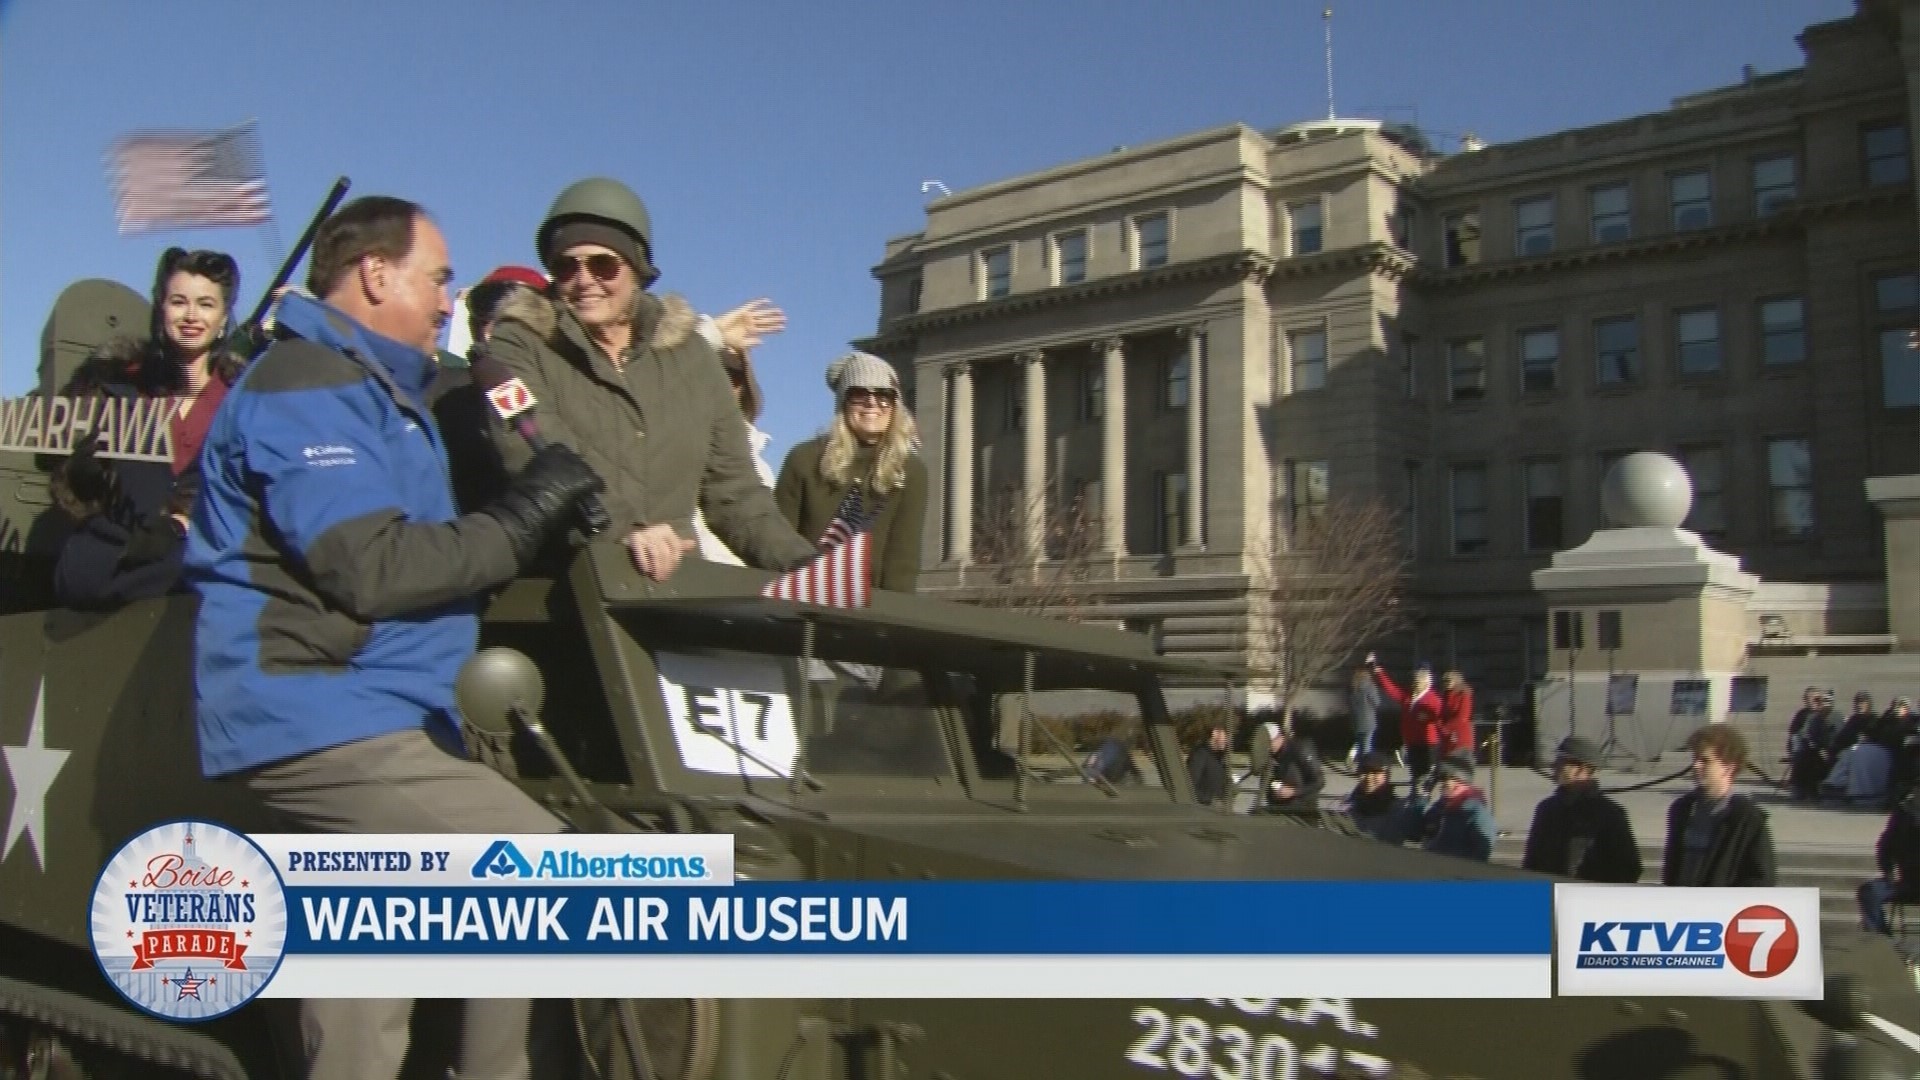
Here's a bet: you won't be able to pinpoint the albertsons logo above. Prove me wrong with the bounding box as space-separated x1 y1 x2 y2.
469 839 712 881
1554 885 1822 999
1575 904 1797 977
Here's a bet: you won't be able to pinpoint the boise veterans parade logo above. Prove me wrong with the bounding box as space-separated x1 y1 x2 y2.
1554 885 1820 998
89 820 287 1021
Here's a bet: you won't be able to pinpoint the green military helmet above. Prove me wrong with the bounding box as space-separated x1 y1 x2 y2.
537 177 659 287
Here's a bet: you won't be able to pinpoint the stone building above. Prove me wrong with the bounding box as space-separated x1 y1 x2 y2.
855 1 1919 710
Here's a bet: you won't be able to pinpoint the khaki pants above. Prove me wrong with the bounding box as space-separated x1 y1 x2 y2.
243 728 565 1080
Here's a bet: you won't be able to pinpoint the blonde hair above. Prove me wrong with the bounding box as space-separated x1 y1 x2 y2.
819 404 920 495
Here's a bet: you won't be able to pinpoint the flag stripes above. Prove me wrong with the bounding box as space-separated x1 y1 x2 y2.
761 484 874 607
106 122 272 234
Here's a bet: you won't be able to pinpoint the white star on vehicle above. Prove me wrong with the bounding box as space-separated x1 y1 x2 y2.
3 681 69 871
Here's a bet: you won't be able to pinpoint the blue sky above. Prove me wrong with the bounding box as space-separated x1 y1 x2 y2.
0 0 1852 464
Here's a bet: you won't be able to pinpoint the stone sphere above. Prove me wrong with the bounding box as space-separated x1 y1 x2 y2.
1601 452 1693 529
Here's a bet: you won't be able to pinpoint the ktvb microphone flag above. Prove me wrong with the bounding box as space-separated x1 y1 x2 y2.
92 821 1571 1016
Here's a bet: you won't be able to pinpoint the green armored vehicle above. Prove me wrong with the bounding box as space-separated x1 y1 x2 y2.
1 281 1918 1080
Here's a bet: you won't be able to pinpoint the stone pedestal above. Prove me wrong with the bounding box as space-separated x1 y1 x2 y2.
1529 453 1758 763
1866 474 1920 652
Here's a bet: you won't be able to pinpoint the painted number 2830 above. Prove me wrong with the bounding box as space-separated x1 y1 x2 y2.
1126 1007 1299 1080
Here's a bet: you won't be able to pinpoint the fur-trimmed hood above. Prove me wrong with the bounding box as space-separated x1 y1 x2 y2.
490 287 698 354
65 335 244 398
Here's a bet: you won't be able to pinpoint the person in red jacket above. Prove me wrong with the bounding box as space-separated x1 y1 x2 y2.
1367 653 1443 786
1439 670 1477 761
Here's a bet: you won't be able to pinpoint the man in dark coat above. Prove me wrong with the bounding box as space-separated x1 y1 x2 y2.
1662 724 1777 887
1262 723 1325 815
1522 736 1642 882
1860 792 1920 935
1785 687 1835 801
1186 720 1231 806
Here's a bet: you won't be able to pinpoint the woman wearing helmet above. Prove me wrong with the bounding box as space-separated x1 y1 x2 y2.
481 178 815 579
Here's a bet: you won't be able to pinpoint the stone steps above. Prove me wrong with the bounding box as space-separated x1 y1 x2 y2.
1490 839 1876 926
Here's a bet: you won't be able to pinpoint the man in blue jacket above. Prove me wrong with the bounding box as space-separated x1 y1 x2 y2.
184 195 603 1080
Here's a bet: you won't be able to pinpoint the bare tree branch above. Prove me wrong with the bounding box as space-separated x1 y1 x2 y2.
953 484 1102 620
1250 496 1411 724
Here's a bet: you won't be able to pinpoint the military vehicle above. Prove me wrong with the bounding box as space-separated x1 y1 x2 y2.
1 282 1918 1080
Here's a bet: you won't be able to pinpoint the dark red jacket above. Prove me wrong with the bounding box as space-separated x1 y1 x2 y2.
1440 686 1476 757
1374 670 1442 748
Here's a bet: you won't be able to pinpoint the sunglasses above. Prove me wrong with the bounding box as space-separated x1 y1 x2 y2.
846 387 898 407
552 253 626 284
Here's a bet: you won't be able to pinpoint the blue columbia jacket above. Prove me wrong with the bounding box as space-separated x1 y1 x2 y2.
184 294 518 777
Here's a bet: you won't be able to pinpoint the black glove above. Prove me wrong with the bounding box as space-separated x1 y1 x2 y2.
59 432 116 506
477 443 606 565
120 512 187 569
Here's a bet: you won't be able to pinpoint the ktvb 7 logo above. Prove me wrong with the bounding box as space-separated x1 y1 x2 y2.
1577 904 1798 978
485 379 536 420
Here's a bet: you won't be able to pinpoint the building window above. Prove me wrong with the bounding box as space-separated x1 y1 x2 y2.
1876 272 1920 408
1289 460 1329 538
1290 328 1327 392
1765 436 1814 540
1290 200 1323 255
1401 333 1419 398
1590 182 1631 243
1595 315 1639 385
1158 471 1188 553
1675 307 1722 376
1759 297 1805 367
1443 209 1481 267
1404 461 1421 556
1669 170 1713 231
1514 195 1554 256
1053 230 1087 286
1134 212 1169 269
1865 123 1912 188
1523 615 1550 682
1677 443 1727 543
980 246 1011 299
905 273 923 314
1164 352 1189 410
1597 449 1633 526
1390 198 1415 249
1523 459 1565 552
1080 362 1103 423
1752 155 1796 216
1519 327 1559 394
1450 464 1489 555
1002 375 1022 433
1447 337 1487 402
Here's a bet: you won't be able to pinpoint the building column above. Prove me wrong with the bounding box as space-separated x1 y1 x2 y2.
1020 350 1048 556
1179 326 1205 549
1098 337 1128 556
946 361 974 564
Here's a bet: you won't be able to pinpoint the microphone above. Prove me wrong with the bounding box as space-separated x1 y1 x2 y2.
469 352 613 537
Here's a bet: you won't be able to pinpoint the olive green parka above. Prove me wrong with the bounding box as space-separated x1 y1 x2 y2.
483 289 815 571
773 435 927 593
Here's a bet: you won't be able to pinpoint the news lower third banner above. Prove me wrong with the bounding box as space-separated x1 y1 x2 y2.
90 823 1553 1017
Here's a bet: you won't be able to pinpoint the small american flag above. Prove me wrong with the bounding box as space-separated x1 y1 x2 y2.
105 122 272 234
762 486 873 607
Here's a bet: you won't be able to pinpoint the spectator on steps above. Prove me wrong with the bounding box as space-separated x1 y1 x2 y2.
1663 724 1777 888
1859 791 1920 936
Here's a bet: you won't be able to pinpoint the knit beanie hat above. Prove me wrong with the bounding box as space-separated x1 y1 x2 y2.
542 221 657 288
1435 755 1475 783
825 351 899 402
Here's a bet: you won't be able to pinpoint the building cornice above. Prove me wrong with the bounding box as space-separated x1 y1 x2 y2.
857 250 1276 347
1412 188 1911 289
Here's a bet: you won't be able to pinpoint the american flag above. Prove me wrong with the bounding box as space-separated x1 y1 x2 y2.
105 122 272 234
762 486 873 607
